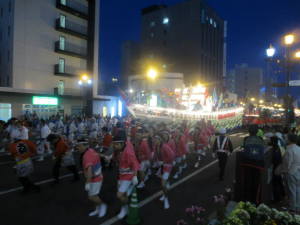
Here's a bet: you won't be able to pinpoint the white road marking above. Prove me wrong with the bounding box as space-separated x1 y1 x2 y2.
0 171 83 196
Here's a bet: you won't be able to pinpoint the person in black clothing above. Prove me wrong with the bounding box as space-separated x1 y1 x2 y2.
212 128 233 181
269 136 285 203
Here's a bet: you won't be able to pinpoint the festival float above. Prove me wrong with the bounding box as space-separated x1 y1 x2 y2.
123 83 244 130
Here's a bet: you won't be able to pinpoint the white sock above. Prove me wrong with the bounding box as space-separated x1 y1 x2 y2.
164 197 170 209
179 167 183 174
159 195 165 201
88 206 99 217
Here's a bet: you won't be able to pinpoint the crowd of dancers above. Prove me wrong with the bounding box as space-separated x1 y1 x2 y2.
2 113 220 219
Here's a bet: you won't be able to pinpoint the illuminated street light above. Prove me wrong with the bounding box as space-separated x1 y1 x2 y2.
284 34 295 45
147 68 158 80
129 89 134 93
82 74 88 81
259 100 264 104
78 74 92 86
250 98 256 102
266 45 276 57
295 51 300 59
163 17 169 25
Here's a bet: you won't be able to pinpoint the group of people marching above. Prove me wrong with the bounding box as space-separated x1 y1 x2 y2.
3 114 231 220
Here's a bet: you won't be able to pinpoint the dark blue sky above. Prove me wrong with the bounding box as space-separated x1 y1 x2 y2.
100 0 300 83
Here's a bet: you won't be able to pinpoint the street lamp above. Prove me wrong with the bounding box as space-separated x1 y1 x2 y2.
266 45 276 58
147 68 158 80
284 34 295 45
259 100 264 104
78 73 93 116
250 98 256 102
295 51 300 59
79 74 92 86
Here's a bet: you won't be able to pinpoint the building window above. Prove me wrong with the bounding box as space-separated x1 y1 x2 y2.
58 80 65 95
163 17 169 25
201 9 205 24
59 36 65 50
58 58 65 73
7 26 10 37
60 14 66 28
150 21 156 27
1 8 3 17
163 30 167 35
214 21 217 28
8 1 11 13
210 18 213 25
150 32 154 38
60 0 67 6
7 50 10 62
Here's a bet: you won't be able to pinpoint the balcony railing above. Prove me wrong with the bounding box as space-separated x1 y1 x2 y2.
54 64 79 77
56 0 88 20
55 41 87 59
55 18 88 40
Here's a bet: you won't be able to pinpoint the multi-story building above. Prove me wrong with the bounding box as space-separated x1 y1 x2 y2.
122 0 226 90
0 0 121 119
227 64 263 99
121 40 140 89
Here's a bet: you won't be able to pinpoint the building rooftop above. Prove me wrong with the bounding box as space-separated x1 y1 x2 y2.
141 5 167 15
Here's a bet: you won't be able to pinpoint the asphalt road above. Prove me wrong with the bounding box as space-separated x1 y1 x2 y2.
0 131 248 225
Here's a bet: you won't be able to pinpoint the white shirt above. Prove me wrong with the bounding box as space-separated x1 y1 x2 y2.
69 122 77 134
10 127 21 140
18 126 29 140
90 122 98 132
282 144 300 175
78 122 85 134
56 120 64 129
41 125 51 139
49 122 55 131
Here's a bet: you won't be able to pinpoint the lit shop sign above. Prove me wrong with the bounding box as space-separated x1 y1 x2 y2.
32 96 58 105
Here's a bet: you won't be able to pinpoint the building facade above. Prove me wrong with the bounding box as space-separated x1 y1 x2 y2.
227 64 263 99
122 0 226 90
0 0 120 119
121 40 140 89
128 73 184 93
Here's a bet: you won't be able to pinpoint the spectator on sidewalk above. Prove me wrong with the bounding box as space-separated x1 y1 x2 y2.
282 134 300 213
268 136 285 203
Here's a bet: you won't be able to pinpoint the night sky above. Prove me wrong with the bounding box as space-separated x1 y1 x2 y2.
100 0 300 84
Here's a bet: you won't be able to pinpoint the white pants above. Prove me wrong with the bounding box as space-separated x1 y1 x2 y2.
37 140 50 156
89 131 97 139
87 181 102 196
287 170 300 211
118 180 133 194
139 160 150 172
